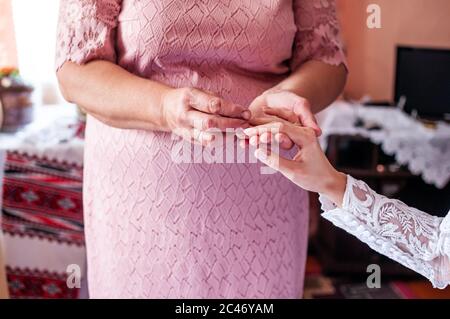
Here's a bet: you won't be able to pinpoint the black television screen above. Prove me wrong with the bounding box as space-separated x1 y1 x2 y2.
395 46 450 120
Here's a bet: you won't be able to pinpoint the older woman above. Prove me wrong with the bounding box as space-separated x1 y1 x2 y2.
56 0 347 298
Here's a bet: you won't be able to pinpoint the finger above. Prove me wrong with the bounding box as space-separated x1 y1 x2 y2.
249 135 259 146
248 115 279 127
244 122 313 147
294 106 322 137
235 128 247 140
189 88 251 120
259 131 271 144
275 133 295 150
254 148 297 180
194 129 218 146
187 110 249 131
265 92 321 136
246 130 294 151
263 106 299 124
174 127 215 146
220 99 251 120
239 139 248 149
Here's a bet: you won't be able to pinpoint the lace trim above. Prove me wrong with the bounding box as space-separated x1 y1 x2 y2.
291 0 347 70
55 0 121 71
319 175 449 289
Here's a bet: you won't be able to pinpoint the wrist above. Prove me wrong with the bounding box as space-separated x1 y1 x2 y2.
156 86 173 132
322 171 347 208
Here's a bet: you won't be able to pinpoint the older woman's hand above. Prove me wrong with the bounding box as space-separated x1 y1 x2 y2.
161 87 251 145
248 89 321 149
241 108 346 206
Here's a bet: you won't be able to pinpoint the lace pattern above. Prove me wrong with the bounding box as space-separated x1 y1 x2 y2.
55 0 347 73
55 0 121 71
319 103 450 189
319 176 450 289
291 0 347 70
53 0 346 298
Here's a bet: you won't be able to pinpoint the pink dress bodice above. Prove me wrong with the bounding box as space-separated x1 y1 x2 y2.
56 0 346 298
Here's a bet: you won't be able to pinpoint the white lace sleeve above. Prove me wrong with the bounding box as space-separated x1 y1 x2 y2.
319 175 450 289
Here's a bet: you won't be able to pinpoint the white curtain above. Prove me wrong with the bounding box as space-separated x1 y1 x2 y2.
12 0 62 105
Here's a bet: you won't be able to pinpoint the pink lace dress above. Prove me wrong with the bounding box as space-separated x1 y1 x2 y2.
56 0 346 298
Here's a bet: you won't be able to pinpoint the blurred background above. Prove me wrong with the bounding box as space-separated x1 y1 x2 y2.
0 0 449 299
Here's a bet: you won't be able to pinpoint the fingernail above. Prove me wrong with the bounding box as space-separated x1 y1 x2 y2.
235 128 246 139
243 127 255 135
260 133 269 143
255 149 267 161
275 133 282 143
200 131 215 142
241 110 251 120
316 127 322 136
211 99 221 113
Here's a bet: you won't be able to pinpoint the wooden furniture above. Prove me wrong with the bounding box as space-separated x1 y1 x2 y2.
0 70 34 133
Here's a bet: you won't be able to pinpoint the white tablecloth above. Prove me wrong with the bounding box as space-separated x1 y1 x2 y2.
0 104 84 165
317 102 450 189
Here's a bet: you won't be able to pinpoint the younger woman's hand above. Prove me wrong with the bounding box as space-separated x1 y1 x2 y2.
161 87 251 145
241 111 346 206
247 89 321 150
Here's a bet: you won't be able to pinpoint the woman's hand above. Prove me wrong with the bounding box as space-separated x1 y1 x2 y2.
240 108 347 207
248 89 321 149
161 87 251 145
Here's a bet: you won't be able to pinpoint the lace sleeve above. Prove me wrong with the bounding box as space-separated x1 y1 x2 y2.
319 176 450 289
290 0 347 70
55 0 122 71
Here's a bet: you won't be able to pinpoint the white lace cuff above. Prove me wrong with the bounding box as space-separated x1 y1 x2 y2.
319 175 450 289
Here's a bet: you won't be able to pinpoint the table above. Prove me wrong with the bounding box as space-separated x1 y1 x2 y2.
0 104 86 298
317 102 450 189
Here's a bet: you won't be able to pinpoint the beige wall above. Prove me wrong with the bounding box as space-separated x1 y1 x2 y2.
0 0 18 68
337 0 450 101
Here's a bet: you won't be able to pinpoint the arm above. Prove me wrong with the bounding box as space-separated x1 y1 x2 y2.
320 176 450 289
271 60 347 115
56 0 249 143
249 0 347 141
57 61 249 142
286 0 347 112
57 60 170 131
241 118 450 289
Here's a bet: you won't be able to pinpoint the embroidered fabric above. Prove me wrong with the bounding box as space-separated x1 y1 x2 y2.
319 175 450 289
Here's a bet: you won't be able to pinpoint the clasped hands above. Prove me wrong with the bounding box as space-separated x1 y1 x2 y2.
243 89 346 206
162 87 320 146
162 87 346 206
